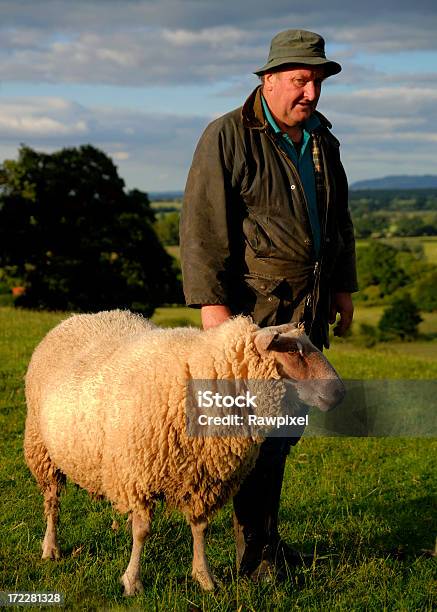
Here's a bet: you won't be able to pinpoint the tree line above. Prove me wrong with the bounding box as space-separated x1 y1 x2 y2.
154 189 437 245
349 190 437 238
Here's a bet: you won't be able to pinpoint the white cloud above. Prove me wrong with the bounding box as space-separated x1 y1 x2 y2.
1 83 436 189
0 98 89 136
0 96 210 189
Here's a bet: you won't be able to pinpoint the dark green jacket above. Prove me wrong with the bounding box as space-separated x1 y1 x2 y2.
180 86 358 347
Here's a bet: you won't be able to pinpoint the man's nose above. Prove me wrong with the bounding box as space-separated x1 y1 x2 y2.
303 81 318 101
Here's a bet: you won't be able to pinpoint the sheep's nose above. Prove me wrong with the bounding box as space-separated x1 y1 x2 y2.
328 379 346 407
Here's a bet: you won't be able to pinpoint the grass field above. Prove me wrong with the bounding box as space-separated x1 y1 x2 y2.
151 200 182 213
1 307 436 611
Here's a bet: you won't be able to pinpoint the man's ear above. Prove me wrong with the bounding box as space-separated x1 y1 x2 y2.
263 72 276 91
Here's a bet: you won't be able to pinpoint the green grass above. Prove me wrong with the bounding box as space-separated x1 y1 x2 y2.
1 307 436 610
151 200 182 212
153 305 200 327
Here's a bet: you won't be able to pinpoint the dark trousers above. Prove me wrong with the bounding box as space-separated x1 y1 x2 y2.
233 436 300 571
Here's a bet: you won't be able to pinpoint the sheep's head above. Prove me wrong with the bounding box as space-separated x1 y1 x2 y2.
253 322 345 412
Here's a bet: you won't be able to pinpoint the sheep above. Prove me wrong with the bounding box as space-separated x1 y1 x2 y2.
24 310 345 595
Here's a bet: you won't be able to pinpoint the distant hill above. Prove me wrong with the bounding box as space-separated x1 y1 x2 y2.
350 175 437 190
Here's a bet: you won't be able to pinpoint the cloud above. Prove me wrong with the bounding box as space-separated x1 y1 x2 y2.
323 86 437 125
0 27 265 85
0 1 436 186
0 98 89 136
318 85 437 180
1 82 436 190
0 2 435 86
0 0 435 31
0 96 211 189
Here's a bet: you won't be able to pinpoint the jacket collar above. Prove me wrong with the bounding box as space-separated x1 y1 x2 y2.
241 85 332 131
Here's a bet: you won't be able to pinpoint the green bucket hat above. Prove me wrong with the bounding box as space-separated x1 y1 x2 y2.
254 29 341 77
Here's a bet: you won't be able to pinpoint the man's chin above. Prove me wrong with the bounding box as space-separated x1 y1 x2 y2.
296 106 313 117
289 108 313 124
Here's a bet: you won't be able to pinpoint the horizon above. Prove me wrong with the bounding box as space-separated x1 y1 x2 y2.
148 174 437 196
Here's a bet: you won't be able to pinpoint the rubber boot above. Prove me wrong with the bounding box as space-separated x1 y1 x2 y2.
233 436 300 581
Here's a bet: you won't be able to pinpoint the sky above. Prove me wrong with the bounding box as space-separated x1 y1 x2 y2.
0 0 436 191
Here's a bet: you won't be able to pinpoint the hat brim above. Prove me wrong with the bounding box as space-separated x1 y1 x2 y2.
254 57 341 77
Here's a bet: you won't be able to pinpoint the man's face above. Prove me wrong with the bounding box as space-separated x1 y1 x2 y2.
262 66 326 129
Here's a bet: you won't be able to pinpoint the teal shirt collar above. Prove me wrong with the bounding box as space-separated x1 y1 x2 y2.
261 94 321 136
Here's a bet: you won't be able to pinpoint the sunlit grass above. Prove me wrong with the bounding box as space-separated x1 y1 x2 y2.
1 306 435 610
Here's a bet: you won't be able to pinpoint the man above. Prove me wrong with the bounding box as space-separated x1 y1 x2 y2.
180 29 358 580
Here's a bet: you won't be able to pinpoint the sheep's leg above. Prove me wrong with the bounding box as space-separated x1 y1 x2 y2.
42 482 61 560
24 423 64 561
121 510 151 596
190 518 215 591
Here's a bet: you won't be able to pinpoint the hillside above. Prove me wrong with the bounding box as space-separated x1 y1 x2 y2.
351 175 437 190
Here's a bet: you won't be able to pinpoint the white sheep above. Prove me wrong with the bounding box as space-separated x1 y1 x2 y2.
24 310 344 595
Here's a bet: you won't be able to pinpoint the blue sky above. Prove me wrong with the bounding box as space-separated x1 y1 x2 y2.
0 0 436 191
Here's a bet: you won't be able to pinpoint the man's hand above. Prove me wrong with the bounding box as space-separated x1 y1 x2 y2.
201 305 232 330
329 292 354 337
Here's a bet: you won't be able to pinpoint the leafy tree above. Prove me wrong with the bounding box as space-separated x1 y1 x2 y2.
0 145 181 313
378 294 422 340
414 270 437 312
357 241 409 297
392 216 437 237
353 213 391 238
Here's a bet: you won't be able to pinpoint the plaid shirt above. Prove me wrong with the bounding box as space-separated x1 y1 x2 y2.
311 132 326 225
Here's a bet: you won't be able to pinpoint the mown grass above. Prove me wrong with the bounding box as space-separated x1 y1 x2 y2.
1 306 436 611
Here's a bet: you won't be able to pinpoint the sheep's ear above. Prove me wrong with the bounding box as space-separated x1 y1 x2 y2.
254 329 280 353
254 327 301 354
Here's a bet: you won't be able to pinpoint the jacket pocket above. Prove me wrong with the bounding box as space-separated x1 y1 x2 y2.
244 274 292 326
243 216 273 257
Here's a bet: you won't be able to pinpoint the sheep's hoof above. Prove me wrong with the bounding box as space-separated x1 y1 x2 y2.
41 541 60 560
192 569 216 592
120 573 144 597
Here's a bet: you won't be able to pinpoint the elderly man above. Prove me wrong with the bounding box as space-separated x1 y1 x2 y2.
180 29 358 580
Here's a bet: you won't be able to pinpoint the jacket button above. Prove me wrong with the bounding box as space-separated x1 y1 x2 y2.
290 184 296 190
268 296 273 302
260 284 266 290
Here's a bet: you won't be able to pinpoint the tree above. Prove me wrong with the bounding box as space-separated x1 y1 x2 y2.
0 145 181 313
154 211 180 246
378 294 422 340
357 241 409 298
414 269 437 312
